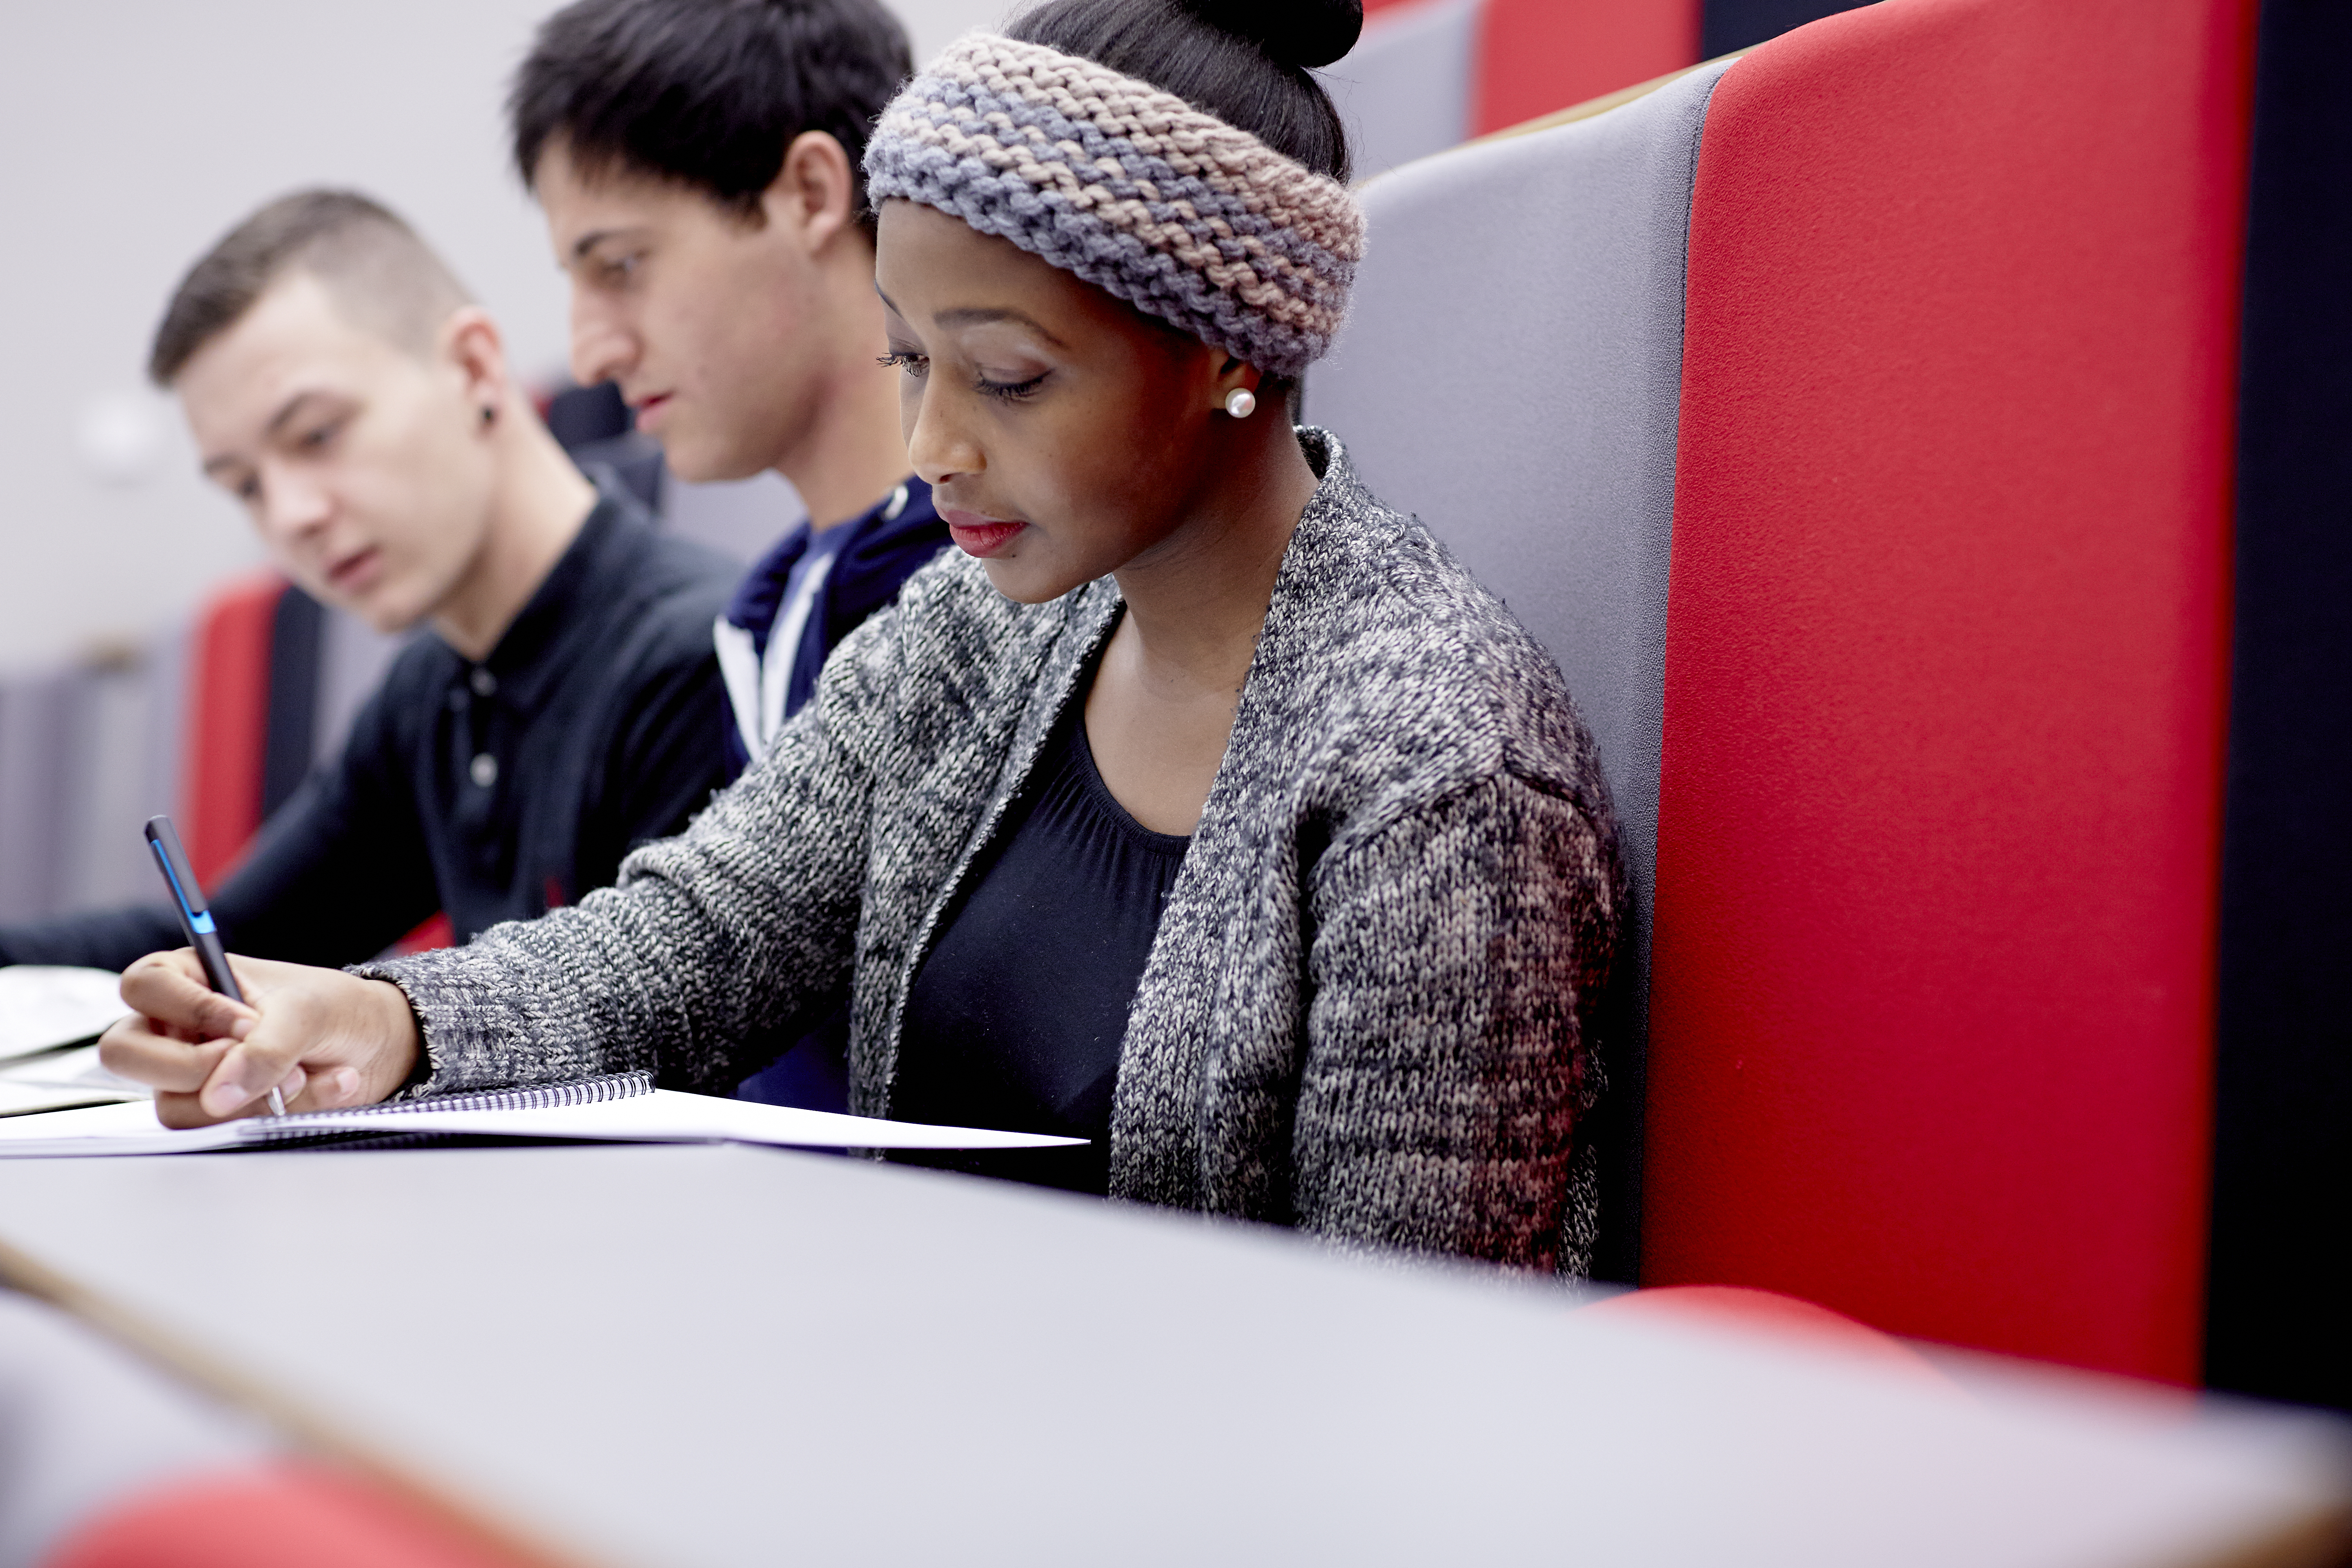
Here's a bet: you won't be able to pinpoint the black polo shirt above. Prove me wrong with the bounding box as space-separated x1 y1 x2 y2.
0 486 738 969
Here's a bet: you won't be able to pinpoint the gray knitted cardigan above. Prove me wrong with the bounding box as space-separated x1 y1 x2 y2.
365 431 1624 1273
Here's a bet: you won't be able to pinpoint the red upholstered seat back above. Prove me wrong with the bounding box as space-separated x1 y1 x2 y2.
1359 0 1704 136
1473 0 1700 132
1644 0 2255 1382
181 572 287 887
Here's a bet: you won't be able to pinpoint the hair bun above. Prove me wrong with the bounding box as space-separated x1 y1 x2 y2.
1180 0 1363 70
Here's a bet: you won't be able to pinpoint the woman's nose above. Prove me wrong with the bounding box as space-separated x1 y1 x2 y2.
906 385 983 489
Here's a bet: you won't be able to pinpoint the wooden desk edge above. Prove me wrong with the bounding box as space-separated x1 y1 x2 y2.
0 1232 594 1568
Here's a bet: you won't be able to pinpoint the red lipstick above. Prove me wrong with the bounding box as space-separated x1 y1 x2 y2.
942 508 1025 559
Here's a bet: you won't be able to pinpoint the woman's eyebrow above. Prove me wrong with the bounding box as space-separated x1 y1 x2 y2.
871 284 1067 347
933 305 1068 347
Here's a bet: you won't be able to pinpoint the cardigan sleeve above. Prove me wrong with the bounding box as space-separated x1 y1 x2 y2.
1292 770 1619 1271
357 602 906 1098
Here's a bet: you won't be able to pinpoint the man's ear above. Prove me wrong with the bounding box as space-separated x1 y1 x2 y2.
439 306 511 425
762 130 858 254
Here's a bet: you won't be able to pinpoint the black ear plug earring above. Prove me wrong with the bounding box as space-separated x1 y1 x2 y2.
480 405 497 428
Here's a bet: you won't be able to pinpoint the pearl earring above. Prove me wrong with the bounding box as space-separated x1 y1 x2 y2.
1223 388 1257 419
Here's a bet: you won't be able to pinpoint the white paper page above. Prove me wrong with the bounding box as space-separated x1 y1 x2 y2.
0 1089 1084 1158
0 1044 152 1118
0 1100 253 1153
0 967 129 1062
0 1043 149 1091
0 1082 149 1118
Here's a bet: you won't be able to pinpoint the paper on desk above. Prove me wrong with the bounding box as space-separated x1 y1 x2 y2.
0 1082 147 1118
0 967 129 1062
0 1088 1085 1158
0 1045 151 1118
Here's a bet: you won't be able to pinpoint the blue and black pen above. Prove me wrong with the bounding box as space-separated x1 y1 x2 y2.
143 814 283 1116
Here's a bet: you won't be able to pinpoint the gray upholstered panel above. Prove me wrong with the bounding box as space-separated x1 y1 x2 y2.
60 648 187 913
0 670 79 924
1304 60 1732 1276
1307 57 1729 1014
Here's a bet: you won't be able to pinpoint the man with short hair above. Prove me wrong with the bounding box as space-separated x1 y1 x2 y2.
0 189 738 972
510 0 950 771
510 0 953 1106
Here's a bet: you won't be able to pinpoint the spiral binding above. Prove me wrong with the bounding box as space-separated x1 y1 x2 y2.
237 1069 653 1145
353 1069 653 1117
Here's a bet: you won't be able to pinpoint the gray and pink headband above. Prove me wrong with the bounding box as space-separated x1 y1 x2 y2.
863 33 1366 380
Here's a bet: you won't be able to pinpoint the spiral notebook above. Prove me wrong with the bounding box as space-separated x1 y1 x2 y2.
0 1070 1085 1158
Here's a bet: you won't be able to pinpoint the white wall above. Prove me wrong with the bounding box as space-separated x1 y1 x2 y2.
0 0 1010 677
1319 0 1481 185
896 0 1022 59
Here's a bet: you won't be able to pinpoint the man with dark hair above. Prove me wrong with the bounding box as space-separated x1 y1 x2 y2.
512 0 948 764
512 0 952 1107
0 189 738 974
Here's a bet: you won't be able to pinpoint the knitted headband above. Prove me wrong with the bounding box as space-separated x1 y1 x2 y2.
863 33 1366 381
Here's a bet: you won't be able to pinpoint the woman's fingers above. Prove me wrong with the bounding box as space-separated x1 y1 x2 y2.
117 952 258 1044
150 1066 298 1131
301 1064 370 1109
198 1029 308 1120
151 1089 215 1129
102 953 419 1125
151 1085 289 1129
96 1017 225 1094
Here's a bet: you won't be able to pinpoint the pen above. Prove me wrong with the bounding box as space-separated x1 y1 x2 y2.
143 814 284 1116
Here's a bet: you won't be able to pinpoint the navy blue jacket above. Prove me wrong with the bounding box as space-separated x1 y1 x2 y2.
715 478 949 773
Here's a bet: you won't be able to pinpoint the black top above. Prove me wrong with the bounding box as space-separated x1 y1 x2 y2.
891 700 1191 1194
0 486 738 970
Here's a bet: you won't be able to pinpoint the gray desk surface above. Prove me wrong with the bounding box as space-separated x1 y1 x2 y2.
0 1145 2343 1568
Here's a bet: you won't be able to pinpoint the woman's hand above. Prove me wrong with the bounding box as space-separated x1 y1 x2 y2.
98 951 422 1127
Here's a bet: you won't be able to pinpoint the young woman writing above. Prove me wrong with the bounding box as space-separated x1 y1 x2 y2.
100 0 1626 1273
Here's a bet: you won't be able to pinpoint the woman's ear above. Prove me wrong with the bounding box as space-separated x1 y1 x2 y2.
1211 355 1265 416
440 306 510 432
765 130 858 254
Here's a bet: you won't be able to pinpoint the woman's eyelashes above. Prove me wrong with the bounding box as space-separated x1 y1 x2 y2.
976 369 1047 402
878 350 1047 403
